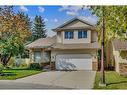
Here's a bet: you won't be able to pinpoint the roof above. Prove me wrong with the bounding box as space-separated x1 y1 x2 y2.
52 17 96 32
26 36 56 49
53 26 96 31
51 42 100 50
26 35 100 50
112 39 127 51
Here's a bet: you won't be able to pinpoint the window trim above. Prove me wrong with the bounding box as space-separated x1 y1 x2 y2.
34 51 41 63
78 30 87 39
64 31 74 39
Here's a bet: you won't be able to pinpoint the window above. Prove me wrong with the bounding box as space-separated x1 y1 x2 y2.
78 30 87 38
65 31 74 39
34 51 41 63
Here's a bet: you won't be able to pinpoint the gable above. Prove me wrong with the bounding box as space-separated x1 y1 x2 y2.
63 20 91 28
52 18 96 32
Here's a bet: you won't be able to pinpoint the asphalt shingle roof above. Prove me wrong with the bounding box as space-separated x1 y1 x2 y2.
26 35 100 50
26 36 56 49
112 39 127 51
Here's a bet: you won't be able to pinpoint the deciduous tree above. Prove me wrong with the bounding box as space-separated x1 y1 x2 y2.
90 6 127 86
0 6 31 67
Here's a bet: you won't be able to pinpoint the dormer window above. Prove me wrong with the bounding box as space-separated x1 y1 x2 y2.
78 30 87 39
65 31 74 39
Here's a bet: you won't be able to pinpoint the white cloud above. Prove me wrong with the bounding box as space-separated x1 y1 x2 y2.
59 6 83 12
59 6 89 16
20 6 28 12
30 16 34 20
38 6 45 13
54 18 58 22
44 18 48 22
66 11 77 16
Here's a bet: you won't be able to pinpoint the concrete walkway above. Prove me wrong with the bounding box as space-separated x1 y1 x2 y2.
14 71 96 89
0 80 70 89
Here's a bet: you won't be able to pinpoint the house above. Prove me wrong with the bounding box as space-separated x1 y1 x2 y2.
112 39 127 74
26 17 100 71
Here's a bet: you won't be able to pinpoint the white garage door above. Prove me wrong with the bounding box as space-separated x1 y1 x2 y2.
56 54 92 70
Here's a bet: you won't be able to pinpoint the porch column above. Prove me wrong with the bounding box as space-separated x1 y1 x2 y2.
30 49 34 63
41 49 44 63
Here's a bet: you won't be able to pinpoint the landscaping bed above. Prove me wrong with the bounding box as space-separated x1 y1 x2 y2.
94 71 127 89
0 69 42 80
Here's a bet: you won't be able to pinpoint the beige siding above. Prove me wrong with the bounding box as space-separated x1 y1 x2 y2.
64 20 90 28
62 30 91 44
56 20 98 44
57 30 98 44
113 45 127 73
91 31 98 42
113 50 127 64
51 49 98 63
113 50 120 73
57 32 62 43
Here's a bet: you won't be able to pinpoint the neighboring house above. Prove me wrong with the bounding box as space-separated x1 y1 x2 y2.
26 17 100 71
112 39 127 74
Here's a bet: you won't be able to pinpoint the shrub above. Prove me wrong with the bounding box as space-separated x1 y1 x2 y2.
0 64 4 70
0 64 4 75
19 63 28 68
28 63 42 70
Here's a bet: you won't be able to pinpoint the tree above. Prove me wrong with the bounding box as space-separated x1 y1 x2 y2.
90 6 127 86
90 6 106 86
0 6 31 67
91 6 127 63
32 15 47 41
17 11 32 32
0 35 24 67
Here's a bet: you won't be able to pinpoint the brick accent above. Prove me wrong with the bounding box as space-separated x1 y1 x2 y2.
92 62 98 71
50 62 56 70
119 63 127 75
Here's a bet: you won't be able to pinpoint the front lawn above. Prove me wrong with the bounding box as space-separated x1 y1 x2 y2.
0 69 42 80
94 71 127 89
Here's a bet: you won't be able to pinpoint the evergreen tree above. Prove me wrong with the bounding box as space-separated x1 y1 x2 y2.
32 15 47 41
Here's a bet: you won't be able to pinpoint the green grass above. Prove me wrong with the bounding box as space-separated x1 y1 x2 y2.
0 69 42 80
94 71 127 89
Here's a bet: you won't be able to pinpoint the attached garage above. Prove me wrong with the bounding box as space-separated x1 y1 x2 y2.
56 54 92 70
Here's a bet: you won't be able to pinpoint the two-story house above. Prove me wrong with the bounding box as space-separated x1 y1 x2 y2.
26 17 100 71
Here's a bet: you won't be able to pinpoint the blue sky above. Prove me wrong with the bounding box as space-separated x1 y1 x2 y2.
14 6 98 37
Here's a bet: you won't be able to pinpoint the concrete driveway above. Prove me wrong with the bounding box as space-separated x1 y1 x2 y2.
14 71 96 89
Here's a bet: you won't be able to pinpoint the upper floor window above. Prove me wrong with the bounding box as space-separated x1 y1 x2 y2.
78 30 87 39
65 31 74 39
